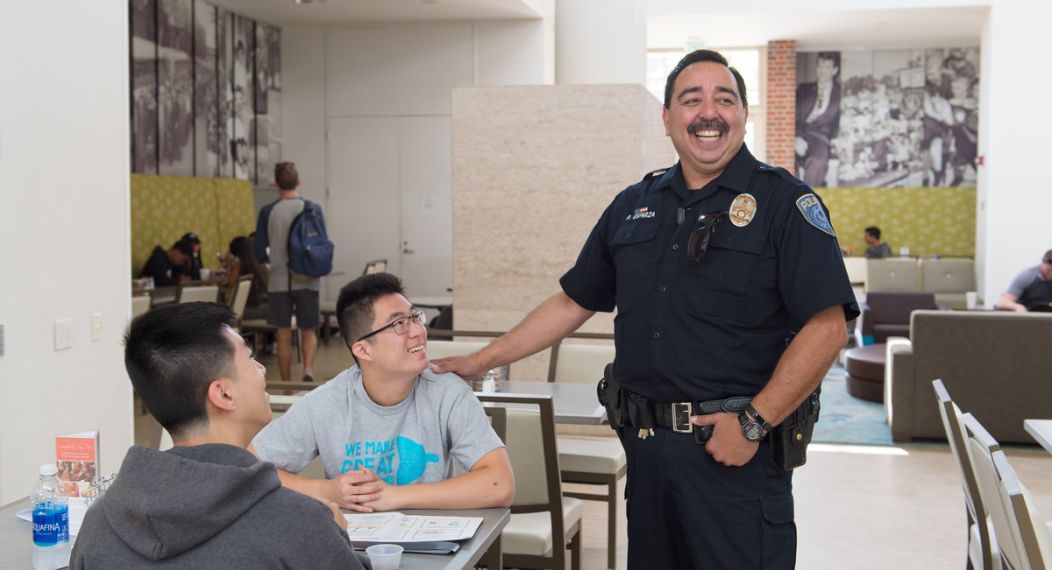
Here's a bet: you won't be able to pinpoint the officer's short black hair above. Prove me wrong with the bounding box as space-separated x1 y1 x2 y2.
124 303 238 436
664 49 748 109
865 226 881 240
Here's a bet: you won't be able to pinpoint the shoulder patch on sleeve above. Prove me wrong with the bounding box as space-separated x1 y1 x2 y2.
795 193 836 237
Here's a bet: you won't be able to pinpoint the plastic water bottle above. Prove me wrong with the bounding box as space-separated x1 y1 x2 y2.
31 463 69 570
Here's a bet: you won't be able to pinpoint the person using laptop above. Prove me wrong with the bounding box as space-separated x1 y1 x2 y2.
71 303 364 569
251 273 514 512
996 249 1052 312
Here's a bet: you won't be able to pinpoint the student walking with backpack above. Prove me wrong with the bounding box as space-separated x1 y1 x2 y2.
256 161 334 382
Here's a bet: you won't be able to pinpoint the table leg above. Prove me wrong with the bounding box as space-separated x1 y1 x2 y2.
477 535 502 569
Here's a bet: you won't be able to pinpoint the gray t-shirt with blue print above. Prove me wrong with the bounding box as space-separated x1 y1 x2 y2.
252 366 503 485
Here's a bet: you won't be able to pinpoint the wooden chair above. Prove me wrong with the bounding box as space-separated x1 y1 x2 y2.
131 295 152 319
176 284 220 304
477 394 582 570
992 451 1052 569
228 276 254 328
548 341 624 569
964 414 1020 570
933 380 1001 570
363 259 387 275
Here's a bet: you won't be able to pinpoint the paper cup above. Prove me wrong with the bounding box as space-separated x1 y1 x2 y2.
366 544 403 570
966 291 978 310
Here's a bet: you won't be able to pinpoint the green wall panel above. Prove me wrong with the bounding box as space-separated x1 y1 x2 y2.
819 186 976 258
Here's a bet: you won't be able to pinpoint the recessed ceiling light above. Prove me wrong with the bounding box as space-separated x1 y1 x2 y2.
294 0 326 4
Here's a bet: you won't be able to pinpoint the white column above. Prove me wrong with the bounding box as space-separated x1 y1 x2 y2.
976 1 1052 303
556 0 648 85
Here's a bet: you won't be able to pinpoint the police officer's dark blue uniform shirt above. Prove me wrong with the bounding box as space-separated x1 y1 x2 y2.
560 145 859 403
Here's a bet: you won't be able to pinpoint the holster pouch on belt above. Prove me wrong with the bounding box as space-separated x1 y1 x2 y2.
772 389 821 471
597 363 623 429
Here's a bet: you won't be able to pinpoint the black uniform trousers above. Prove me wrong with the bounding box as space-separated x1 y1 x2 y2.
618 425 796 569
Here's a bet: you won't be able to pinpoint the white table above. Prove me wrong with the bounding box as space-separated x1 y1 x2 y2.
0 497 507 570
1024 419 1052 454
486 381 606 425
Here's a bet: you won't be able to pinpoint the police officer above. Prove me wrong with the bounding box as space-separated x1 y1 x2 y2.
432 49 858 569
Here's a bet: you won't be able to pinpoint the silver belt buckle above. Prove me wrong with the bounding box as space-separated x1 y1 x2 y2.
671 402 693 433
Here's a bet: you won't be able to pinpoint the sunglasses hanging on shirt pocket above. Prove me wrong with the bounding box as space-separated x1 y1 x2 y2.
687 211 727 262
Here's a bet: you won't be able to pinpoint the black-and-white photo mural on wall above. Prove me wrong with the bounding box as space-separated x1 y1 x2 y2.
255 23 282 185
796 47 979 188
231 14 254 181
131 0 158 174
193 0 218 177
157 0 194 176
129 0 280 182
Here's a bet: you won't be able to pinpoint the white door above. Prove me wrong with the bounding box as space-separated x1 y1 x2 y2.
325 115 454 301
398 116 453 299
326 116 401 300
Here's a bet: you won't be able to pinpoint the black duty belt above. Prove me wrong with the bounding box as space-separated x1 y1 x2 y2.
652 396 752 433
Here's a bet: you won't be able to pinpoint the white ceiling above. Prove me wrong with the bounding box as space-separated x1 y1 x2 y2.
206 0 542 26
648 6 987 50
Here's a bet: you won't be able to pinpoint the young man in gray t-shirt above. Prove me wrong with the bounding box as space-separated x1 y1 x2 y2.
252 273 513 512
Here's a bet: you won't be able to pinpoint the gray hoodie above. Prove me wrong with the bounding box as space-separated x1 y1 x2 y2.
69 444 365 569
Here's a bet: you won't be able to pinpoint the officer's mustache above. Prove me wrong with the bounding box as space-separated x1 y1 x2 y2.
687 119 729 136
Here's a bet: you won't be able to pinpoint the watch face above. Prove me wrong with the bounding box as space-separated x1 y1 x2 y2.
739 413 764 441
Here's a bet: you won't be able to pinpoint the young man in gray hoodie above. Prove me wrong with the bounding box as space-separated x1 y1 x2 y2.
70 302 364 569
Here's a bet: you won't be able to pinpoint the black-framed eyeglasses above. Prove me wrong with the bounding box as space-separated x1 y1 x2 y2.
687 211 727 262
357 309 427 342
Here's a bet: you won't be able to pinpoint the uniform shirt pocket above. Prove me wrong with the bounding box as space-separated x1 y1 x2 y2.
610 220 660 311
707 225 767 296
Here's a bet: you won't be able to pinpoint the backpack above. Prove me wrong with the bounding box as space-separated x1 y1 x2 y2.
287 200 334 279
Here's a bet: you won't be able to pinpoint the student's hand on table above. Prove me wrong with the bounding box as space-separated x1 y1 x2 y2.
690 412 759 467
360 480 401 512
331 469 383 512
430 352 487 380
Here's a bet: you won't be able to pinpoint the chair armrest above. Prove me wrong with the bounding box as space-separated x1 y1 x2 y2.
886 338 914 441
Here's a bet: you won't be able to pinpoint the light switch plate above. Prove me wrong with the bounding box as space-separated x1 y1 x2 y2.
91 313 103 342
54 319 73 351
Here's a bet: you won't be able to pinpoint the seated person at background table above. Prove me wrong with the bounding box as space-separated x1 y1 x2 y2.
71 302 364 570
173 232 202 282
224 235 270 319
863 226 893 259
138 238 193 287
996 249 1052 312
251 273 514 512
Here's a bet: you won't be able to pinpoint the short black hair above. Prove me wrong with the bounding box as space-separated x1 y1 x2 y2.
337 272 407 352
228 236 248 257
865 226 882 240
124 303 238 436
664 49 748 109
172 238 194 256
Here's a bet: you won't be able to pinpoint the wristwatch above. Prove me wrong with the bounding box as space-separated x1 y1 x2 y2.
738 404 773 442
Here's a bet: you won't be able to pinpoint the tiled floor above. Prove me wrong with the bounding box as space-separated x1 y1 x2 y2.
134 338 1052 569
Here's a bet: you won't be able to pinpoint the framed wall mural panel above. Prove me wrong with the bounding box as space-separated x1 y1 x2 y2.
796 47 979 188
130 0 158 174
157 0 193 176
129 0 280 182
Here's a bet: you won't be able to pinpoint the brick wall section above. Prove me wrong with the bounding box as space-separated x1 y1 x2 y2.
765 40 796 173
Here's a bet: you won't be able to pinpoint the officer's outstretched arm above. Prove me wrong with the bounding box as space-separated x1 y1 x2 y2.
430 292 595 380
750 304 848 426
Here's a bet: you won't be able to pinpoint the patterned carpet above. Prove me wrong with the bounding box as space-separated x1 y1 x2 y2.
811 363 894 446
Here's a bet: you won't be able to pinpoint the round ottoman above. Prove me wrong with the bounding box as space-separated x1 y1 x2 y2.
844 343 887 402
